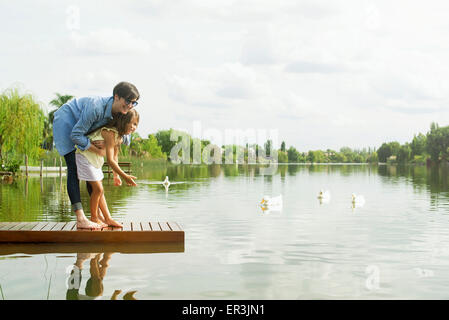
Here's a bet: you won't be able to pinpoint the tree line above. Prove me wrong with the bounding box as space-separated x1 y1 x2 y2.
1 87 448 171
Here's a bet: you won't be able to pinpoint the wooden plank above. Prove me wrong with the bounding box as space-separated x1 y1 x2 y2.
9 222 31 231
167 222 182 231
131 222 142 231
51 222 67 231
40 222 57 231
61 221 76 231
150 221 161 231
0 221 185 243
19 222 39 231
159 222 171 231
0 229 184 243
0 242 184 255
122 222 132 231
109 225 123 232
31 222 49 231
0 222 18 231
141 222 151 231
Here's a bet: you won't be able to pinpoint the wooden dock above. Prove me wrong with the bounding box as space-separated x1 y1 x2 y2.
0 242 184 255
0 221 184 244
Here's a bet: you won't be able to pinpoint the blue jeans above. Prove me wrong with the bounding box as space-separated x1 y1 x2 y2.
64 150 83 212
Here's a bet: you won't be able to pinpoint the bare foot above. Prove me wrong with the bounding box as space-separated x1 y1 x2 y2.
105 219 123 228
91 219 108 228
77 219 102 229
97 210 108 225
77 252 96 260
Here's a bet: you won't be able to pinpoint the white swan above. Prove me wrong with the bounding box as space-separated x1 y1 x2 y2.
162 176 170 187
351 193 365 207
260 204 283 214
261 195 283 207
317 190 331 203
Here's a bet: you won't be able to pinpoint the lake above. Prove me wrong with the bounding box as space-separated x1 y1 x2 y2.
1 163 449 300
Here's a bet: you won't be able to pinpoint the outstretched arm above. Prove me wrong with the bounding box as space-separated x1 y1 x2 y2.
102 130 137 186
112 144 122 186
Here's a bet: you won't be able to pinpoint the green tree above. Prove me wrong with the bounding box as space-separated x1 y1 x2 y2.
143 134 166 159
339 147 354 163
377 143 391 162
334 152 347 163
264 140 273 157
0 88 45 162
367 151 378 163
277 150 288 163
397 144 412 163
155 129 188 156
410 133 427 157
377 142 400 162
280 141 286 152
49 93 74 122
287 146 300 163
308 150 325 163
426 123 449 163
389 141 401 157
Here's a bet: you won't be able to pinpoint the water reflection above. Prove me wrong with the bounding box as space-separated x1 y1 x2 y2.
3 162 449 299
66 252 137 300
2 162 449 222
0 242 184 300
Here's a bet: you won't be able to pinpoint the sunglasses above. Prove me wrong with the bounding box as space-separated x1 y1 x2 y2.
124 98 138 108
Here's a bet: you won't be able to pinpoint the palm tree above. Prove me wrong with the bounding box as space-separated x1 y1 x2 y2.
42 93 74 150
49 93 74 124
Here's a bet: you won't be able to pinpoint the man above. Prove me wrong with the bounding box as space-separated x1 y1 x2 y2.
53 81 139 228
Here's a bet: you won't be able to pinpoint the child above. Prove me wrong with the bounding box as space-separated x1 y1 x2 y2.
75 109 139 228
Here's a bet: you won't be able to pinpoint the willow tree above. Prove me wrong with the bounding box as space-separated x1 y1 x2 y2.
0 88 45 162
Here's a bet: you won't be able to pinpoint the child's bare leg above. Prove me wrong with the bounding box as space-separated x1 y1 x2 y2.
98 193 123 228
87 181 107 228
96 208 108 226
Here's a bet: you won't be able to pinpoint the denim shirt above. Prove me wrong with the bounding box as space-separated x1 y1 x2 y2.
53 96 130 156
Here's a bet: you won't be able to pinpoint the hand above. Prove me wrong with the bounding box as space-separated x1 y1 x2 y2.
92 140 105 149
113 175 122 186
124 174 138 186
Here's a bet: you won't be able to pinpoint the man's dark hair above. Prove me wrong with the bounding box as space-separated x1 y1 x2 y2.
113 81 140 101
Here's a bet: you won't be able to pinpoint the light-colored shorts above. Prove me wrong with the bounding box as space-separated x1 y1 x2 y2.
75 153 104 182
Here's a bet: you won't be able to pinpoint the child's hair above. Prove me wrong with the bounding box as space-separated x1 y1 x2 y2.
106 109 139 137
85 277 104 297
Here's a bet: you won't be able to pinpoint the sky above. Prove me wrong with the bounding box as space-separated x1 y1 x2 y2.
1 0 449 152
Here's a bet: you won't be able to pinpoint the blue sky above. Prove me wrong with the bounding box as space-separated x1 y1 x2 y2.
1 0 448 151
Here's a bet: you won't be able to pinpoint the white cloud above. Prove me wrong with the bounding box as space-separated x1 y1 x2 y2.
64 70 120 95
166 63 258 106
3 1 449 151
285 61 347 74
240 27 276 66
67 28 151 56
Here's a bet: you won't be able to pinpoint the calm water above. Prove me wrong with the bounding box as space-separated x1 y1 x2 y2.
1 163 449 300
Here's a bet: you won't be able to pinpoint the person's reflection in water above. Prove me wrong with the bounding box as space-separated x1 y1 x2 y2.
66 252 138 300
85 253 106 298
